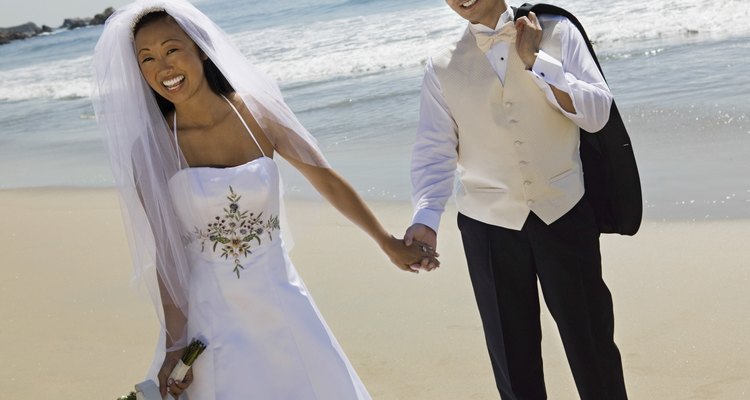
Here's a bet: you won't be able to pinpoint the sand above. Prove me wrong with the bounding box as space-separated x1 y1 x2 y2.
0 188 748 399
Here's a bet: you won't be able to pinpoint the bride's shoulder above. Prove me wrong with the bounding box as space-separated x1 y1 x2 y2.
227 92 252 113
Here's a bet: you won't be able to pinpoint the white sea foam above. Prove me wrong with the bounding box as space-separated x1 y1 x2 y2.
0 55 92 101
237 0 750 82
561 0 750 51
232 6 463 83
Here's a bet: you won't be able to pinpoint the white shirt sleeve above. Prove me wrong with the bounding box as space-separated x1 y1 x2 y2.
526 16 613 133
410 59 459 232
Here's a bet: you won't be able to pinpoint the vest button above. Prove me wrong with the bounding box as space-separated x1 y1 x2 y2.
523 181 532 186
509 119 518 124
504 102 513 108
527 200 535 206
519 160 529 166
514 140 523 147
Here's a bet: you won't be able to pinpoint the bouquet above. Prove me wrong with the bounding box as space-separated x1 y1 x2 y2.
167 339 207 383
117 339 207 400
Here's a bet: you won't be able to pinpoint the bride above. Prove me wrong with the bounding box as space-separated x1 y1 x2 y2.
92 1 438 398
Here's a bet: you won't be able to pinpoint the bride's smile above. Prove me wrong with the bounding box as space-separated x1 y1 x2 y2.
162 75 185 91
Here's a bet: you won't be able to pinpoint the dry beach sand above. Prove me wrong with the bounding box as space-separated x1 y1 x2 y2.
0 188 748 399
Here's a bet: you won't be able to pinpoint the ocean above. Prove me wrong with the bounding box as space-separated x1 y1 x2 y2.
0 0 748 221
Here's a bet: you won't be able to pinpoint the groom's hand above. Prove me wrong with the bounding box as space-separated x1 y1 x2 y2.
515 11 543 69
404 223 438 271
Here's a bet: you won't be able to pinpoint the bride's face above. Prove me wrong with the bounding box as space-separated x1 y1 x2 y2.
134 16 209 105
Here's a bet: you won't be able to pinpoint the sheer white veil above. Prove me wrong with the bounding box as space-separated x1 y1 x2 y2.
91 0 329 370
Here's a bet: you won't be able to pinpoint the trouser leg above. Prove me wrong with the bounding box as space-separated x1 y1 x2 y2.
526 201 628 400
458 213 546 400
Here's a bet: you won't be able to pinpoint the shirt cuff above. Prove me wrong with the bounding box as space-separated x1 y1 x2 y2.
526 50 579 118
529 49 567 89
412 208 442 233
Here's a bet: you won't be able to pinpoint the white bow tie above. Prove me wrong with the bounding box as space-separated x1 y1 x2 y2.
474 22 516 53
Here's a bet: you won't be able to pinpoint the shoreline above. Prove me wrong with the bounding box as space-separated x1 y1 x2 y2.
2 185 748 223
1 187 748 398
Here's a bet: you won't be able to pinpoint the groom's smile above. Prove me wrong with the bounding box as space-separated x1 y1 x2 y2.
461 0 479 9
445 0 507 27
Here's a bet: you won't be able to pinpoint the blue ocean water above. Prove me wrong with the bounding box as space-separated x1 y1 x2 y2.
0 0 748 221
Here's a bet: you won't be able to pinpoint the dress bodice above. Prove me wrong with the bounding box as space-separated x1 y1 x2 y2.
168 157 282 277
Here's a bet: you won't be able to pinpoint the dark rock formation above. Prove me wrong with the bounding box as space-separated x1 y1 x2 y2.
0 7 114 45
60 17 89 30
91 7 115 26
0 22 42 35
0 22 43 44
61 7 115 30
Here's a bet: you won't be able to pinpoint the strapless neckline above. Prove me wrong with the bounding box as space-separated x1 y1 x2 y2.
183 155 273 171
169 156 276 182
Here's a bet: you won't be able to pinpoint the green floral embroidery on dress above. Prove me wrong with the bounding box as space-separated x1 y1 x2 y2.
193 186 280 278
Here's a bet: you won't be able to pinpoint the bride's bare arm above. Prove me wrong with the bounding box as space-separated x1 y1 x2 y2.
284 157 438 272
134 178 192 397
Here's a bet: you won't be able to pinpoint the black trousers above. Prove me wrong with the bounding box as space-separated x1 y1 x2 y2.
457 200 627 400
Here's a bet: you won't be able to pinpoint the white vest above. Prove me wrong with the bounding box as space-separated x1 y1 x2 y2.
432 20 583 230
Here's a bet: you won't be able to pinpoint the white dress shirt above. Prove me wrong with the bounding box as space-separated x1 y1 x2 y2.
411 6 613 232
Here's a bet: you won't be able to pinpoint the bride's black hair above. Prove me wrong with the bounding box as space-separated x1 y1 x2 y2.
133 11 235 116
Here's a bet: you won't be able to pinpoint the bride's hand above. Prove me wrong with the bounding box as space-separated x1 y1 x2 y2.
158 349 194 399
381 235 439 273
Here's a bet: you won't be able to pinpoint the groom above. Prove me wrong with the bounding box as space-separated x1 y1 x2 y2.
405 1 628 398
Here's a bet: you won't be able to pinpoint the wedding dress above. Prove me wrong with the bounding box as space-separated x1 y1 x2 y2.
166 98 371 399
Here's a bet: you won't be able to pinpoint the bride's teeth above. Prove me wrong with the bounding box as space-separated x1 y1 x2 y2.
462 0 477 8
162 75 185 88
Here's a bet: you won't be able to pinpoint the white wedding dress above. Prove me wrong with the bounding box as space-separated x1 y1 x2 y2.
165 99 371 399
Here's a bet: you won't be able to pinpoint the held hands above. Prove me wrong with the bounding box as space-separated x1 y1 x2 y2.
158 349 193 399
404 223 439 272
515 11 543 69
381 234 440 273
